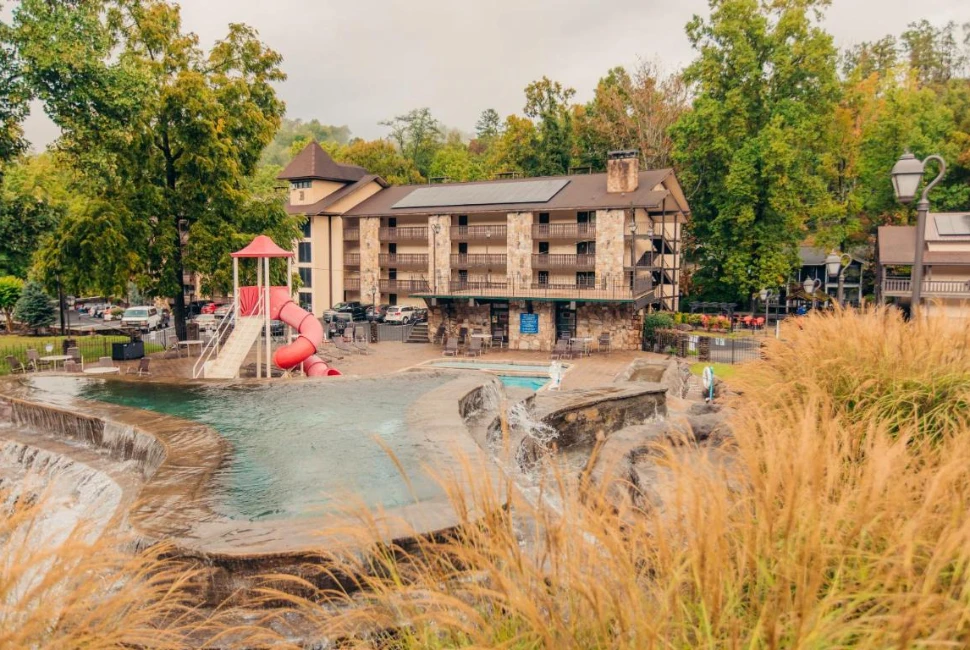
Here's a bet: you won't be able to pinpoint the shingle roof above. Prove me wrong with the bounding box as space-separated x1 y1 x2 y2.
878 225 970 266
345 170 675 217
798 246 865 266
285 175 388 216
277 141 368 183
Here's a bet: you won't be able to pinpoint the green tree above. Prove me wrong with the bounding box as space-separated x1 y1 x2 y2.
380 108 443 178
523 77 576 176
0 191 63 277
338 138 423 185
0 1 31 180
672 0 840 301
902 20 970 85
428 133 487 182
15 0 296 338
0 275 23 332
840 35 899 79
475 108 502 141
261 117 352 166
13 280 54 333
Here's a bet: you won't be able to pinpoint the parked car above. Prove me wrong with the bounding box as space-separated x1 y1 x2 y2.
192 313 219 333
412 307 428 322
329 301 367 321
121 306 162 331
103 306 124 321
186 300 213 317
201 302 225 315
324 312 355 338
384 305 416 324
214 304 231 319
366 304 390 322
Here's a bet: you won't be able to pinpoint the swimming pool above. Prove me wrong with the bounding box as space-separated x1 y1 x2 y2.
498 375 549 391
26 375 449 521
425 360 555 374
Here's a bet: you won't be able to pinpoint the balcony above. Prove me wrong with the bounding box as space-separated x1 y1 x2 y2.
423 272 653 305
883 276 970 297
379 226 428 241
344 253 360 267
379 253 428 268
451 254 507 268
379 278 431 294
345 277 360 290
532 253 596 269
532 223 596 239
343 228 360 241
450 225 507 241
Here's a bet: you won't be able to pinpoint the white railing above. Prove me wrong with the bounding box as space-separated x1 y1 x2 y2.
883 277 970 296
192 294 256 378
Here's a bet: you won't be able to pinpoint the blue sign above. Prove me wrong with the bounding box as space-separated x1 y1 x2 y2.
520 313 539 334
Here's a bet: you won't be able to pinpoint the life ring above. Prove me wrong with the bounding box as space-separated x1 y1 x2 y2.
702 365 714 391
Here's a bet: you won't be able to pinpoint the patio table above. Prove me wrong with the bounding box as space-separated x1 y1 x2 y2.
82 366 120 375
471 332 493 348
40 354 73 370
177 339 205 357
570 337 594 356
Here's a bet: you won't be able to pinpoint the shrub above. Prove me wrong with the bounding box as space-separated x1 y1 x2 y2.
0 276 24 332
642 312 674 344
12 281 55 333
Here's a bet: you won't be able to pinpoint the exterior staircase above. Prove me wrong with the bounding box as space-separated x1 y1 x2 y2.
202 316 264 379
406 321 429 343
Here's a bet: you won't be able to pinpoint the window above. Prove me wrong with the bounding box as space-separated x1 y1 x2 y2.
298 267 312 288
458 242 468 254
298 292 312 311
538 242 549 254
576 272 596 287
388 243 397 254
388 294 398 305
577 241 596 255
458 270 468 284
291 180 311 189
301 219 311 239
538 213 550 224
458 215 468 227
538 271 549 286
388 268 397 280
298 242 312 263
387 217 397 228
577 211 596 224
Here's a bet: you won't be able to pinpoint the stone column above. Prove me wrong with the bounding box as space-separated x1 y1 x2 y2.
595 209 626 288
506 212 534 291
427 214 451 293
359 216 380 306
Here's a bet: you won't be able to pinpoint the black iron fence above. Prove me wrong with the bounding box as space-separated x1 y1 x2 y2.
649 328 764 364
0 333 168 375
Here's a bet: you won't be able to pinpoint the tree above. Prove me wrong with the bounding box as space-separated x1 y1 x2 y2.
672 0 840 301
0 1 31 181
15 0 297 338
0 192 63 277
0 275 23 332
428 133 487 182
13 280 54 333
902 20 970 86
338 139 423 185
260 117 352 166
475 108 502 141
380 108 443 178
840 35 899 80
522 77 576 176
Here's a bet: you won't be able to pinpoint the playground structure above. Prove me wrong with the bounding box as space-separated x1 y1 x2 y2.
193 236 339 379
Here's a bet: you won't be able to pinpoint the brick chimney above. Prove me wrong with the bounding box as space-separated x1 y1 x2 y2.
607 150 639 193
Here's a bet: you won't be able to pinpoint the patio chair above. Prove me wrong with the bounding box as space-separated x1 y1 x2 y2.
98 356 115 368
63 360 81 373
443 337 459 356
26 349 50 372
342 327 355 342
598 332 611 354
353 337 372 354
491 331 505 349
432 323 446 345
458 327 468 346
466 337 483 357
5 355 26 374
333 337 360 355
126 357 151 376
551 339 569 360
67 346 83 368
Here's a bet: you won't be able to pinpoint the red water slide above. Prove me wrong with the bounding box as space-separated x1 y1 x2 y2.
238 286 340 377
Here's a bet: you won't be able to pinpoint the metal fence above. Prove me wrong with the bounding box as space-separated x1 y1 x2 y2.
0 334 152 374
374 322 416 342
651 329 764 364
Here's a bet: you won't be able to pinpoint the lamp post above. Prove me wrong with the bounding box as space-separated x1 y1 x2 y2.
803 277 821 311
485 229 491 285
825 251 852 306
629 221 638 290
430 222 440 293
891 151 947 310
758 288 773 328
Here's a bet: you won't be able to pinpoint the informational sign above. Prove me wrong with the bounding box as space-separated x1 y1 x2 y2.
520 313 539 334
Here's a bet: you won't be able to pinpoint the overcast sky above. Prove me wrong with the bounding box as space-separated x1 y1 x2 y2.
19 0 970 149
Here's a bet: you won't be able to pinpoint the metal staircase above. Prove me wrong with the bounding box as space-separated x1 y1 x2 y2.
406 321 429 343
196 316 264 379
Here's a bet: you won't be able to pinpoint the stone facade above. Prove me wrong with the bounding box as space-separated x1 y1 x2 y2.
359 216 381 305
508 301 555 351
606 156 639 193
506 212 534 287
576 303 642 351
427 214 451 293
595 209 627 285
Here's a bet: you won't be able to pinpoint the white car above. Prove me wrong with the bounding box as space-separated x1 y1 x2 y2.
192 314 220 333
384 305 416 324
121 306 161 331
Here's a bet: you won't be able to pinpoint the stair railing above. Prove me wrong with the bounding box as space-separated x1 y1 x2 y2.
192 292 259 378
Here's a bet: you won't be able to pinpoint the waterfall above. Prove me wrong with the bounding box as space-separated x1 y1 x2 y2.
101 421 166 479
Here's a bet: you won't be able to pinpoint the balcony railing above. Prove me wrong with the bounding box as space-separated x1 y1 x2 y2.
532 253 596 269
532 223 596 239
345 277 361 290
426 272 653 302
450 225 507 241
379 278 431 294
343 228 360 241
344 253 360 266
883 277 970 296
379 253 428 267
379 226 428 241
451 253 507 268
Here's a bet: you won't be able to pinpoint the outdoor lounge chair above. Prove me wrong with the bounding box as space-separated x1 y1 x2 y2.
334 337 360 355
466 337 483 357
551 339 569 360
126 357 151 376
458 327 468 345
443 337 459 356
67 346 83 368
353 337 372 354
598 332 611 354
491 330 505 349
98 356 115 368
63 360 81 373
5 355 26 374
26 349 50 372
433 323 446 345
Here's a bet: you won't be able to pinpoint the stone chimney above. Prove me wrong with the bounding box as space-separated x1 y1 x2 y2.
606 150 639 193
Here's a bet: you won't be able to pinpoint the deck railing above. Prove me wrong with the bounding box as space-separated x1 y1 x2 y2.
379 253 428 267
379 278 431 294
883 276 970 296
343 228 360 241
379 226 428 241
532 253 596 269
344 253 360 266
450 225 507 241
425 272 652 302
532 223 596 239
451 254 507 268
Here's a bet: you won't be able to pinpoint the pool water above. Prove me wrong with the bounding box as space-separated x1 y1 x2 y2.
427 360 554 374
28 375 449 521
498 375 549 391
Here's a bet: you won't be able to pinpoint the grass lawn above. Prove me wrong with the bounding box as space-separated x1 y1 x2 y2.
0 334 164 374
689 361 738 380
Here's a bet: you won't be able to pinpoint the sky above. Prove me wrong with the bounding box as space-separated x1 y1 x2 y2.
19 0 970 150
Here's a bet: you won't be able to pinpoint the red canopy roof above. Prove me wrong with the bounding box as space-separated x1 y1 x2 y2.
230 235 294 258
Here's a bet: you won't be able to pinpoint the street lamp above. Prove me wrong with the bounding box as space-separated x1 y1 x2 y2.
891 151 947 309
759 288 773 330
803 277 821 311
629 221 638 289
430 222 441 293
825 251 852 306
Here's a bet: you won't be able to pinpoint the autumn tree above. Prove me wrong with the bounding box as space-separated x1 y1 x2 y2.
523 77 576 176
15 0 297 338
380 108 443 178
672 0 840 301
338 139 423 185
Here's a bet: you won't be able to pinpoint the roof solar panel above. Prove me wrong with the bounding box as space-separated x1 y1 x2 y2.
392 178 570 209
935 213 970 236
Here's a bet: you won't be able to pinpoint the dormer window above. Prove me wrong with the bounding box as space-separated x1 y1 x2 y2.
291 180 312 190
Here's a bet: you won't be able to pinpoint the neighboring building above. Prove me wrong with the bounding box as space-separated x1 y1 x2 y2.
797 246 865 307
877 213 970 318
280 143 690 350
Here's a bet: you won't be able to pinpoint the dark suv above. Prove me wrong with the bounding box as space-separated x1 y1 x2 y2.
366 304 390 322
324 312 355 338
330 301 366 321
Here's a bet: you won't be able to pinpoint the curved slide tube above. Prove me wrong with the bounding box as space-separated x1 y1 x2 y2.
238 286 341 377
